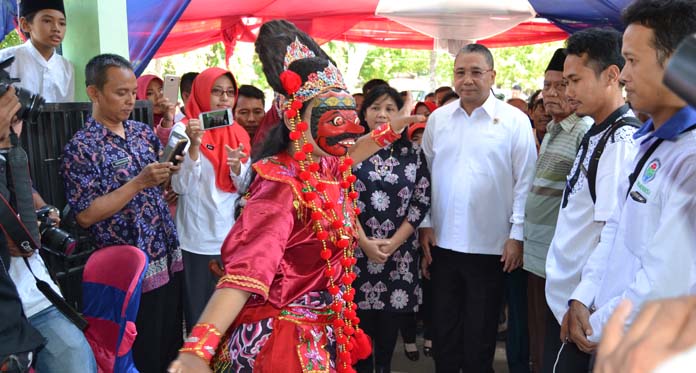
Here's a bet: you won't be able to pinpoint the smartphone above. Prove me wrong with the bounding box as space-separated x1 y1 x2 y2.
199 108 234 130
160 131 188 165
163 75 181 104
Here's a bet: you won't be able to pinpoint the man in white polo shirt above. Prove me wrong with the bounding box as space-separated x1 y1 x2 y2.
543 27 640 372
419 43 537 373
563 0 696 370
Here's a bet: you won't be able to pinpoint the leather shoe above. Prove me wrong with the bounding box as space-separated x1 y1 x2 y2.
404 345 419 361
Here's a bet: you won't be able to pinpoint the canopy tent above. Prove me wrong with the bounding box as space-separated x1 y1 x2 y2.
0 0 634 75
126 0 635 74
128 0 572 73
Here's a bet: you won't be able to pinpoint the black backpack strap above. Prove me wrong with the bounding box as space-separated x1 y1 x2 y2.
587 117 642 203
626 138 663 199
625 123 696 199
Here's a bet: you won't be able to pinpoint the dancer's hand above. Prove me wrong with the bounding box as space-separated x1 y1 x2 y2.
168 353 212 373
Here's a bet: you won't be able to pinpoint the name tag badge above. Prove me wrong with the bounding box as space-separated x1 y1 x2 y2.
630 190 647 204
111 157 130 168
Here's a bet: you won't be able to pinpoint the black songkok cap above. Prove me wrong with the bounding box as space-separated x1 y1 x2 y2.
546 48 567 72
19 0 65 18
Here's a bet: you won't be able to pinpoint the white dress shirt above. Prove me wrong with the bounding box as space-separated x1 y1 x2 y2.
421 94 537 255
545 114 638 324
0 40 74 102
571 122 696 343
171 124 249 255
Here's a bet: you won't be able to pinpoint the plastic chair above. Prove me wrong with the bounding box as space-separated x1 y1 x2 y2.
82 245 148 373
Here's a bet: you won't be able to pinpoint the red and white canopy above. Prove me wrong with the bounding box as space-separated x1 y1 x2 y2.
153 0 567 58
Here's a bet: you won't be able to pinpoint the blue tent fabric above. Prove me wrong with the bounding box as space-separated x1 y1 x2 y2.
0 0 16 39
530 0 634 34
126 0 190 76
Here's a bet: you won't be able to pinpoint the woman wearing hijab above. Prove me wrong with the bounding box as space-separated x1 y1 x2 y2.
412 101 437 119
136 74 177 145
170 67 252 330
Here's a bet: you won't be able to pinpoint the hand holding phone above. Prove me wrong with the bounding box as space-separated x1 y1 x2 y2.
160 131 189 165
163 75 181 104
199 108 234 130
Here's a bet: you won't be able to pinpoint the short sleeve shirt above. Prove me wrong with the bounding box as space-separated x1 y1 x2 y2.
61 117 182 292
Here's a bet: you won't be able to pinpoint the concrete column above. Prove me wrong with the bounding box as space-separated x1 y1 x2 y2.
62 0 129 101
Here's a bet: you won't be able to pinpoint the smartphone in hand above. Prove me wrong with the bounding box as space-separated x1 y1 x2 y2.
160 131 188 165
163 75 181 104
199 108 234 130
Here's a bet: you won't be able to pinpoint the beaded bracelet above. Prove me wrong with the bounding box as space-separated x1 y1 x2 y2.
370 122 401 147
179 323 222 363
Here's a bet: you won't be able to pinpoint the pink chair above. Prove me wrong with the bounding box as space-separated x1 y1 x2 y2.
82 245 148 373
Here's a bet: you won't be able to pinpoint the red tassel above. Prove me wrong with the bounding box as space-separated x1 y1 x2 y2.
350 328 372 362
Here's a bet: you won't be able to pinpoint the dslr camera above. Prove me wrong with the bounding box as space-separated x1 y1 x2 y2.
0 56 45 122
36 205 77 256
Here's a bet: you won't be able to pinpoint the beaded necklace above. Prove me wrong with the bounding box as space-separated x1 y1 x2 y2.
282 71 369 373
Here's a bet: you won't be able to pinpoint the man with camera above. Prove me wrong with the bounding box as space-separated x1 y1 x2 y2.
0 85 95 371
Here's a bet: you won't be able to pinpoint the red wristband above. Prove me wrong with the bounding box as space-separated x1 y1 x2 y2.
179 323 222 363
370 123 401 147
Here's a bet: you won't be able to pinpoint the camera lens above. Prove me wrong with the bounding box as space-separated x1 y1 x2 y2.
42 226 77 256
14 87 45 123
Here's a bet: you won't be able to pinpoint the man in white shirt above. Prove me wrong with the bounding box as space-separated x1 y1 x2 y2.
542 27 639 372
419 43 537 373
565 0 696 366
0 0 74 103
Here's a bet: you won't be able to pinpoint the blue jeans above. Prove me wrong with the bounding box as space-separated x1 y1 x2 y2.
29 306 96 373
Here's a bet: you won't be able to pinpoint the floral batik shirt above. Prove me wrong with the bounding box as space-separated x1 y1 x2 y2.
353 139 431 313
61 117 182 292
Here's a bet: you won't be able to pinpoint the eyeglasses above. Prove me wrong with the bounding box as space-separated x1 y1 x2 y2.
211 88 235 97
454 69 492 80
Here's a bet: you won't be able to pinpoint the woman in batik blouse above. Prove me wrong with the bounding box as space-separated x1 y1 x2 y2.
353 85 431 373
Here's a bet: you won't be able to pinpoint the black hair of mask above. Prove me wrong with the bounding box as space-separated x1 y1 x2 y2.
19 0 65 18
546 48 567 72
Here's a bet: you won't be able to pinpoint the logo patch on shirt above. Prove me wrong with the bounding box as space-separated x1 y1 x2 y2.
206 144 215 151
642 159 660 183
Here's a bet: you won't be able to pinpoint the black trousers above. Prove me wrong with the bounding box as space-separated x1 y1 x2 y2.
431 247 505 373
355 310 409 373
420 275 433 341
541 307 591 373
399 312 417 344
182 250 221 329
505 268 530 373
133 271 183 373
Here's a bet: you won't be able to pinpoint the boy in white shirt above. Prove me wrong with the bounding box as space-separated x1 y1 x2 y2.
0 0 74 102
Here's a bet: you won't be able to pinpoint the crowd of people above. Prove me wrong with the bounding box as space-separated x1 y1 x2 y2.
2 0 696 372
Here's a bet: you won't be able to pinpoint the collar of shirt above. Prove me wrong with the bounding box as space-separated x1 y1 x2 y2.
22 40 54 68
548 113 584 135
452 92 497 121
633 105 696 143
86 116 134 140
584 104 631 138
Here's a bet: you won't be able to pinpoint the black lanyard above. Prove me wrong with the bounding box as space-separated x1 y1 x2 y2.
626 124 696 199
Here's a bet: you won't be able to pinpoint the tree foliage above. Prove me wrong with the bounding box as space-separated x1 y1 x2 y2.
358 47 453 90
142 38 565 99
491 41 564 93
0 30 21 50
